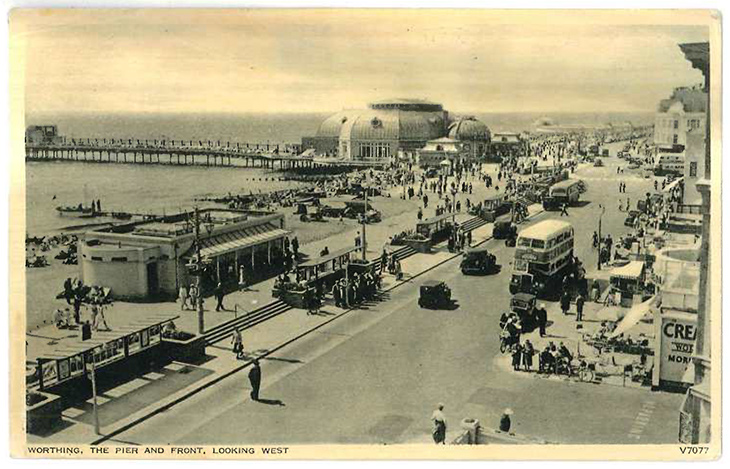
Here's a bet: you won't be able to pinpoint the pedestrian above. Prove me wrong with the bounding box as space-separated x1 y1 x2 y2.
499 408 513 433
560 203 569 217
292 236 299 259
380 249 388 275
537 303 548 337
214 282 225 312
355 231 361 248
431 403 447 444
231 328 244 359
248 359 261 401
179 284 189 310
523 340 534 371
560 291 571 316
188 283 198 310
238 265 248 291
511 343 523 371
575 294 585 322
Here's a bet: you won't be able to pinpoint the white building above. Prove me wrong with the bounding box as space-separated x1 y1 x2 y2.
654 87 707 148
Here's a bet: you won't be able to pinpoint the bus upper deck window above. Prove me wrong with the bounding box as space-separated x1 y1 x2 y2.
518 238 531 247
532 239 545 249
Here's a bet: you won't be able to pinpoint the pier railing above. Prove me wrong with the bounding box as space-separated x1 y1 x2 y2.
24 138 319 170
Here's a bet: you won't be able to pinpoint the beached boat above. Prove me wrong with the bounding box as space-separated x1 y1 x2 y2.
55 205 97 218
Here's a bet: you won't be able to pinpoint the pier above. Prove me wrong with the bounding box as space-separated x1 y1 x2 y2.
24 138 321 170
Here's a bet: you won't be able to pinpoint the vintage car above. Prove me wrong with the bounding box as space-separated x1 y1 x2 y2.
460 246 497 275
418 280 452 309
624 210 641 227
493 220 517 240
510 292 538 329
344 200 382 223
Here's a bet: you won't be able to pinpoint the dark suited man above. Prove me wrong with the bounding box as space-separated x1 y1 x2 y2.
536 303 548 337
248 359 261 401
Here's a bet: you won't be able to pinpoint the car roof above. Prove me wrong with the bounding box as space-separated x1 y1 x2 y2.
465 246 491 254
421 280 443 287
512 292 536 301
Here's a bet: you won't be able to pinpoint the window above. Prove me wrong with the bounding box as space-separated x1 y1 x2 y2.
673 134 679 145
532 240 545 249
111 256 127 262
91 256 103 261
673 120 679 129
690 162 698 177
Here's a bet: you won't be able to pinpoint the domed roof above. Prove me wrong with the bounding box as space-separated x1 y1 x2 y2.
448 117 490 141
316 111 358 138
342 109 445 141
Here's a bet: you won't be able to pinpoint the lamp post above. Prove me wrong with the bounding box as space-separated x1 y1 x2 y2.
192 207 205 334
597 203 606 271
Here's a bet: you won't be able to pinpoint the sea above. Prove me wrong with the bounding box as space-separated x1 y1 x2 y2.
24 111 654 235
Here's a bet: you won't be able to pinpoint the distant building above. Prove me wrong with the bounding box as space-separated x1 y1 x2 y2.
654 87 707 148
302 99 494 165
302 99 449 161
25 125 63 145
491 132 527 158
683 128 705 205
417 137 464 168
80 209 289 300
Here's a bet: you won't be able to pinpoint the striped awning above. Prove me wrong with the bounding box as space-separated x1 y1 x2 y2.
197 223 290 259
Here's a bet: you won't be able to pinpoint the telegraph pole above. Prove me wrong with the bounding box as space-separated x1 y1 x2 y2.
89 352 100 435
194 207 205 334
361 188 368 261
597 204 605 271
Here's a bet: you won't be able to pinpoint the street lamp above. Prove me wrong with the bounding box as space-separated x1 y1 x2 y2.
597 203 606 271
185 207 206 334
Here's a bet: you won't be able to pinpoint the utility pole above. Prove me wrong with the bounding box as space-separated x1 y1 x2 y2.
194 207 205 334
597 204 605 271
361 186 368 261
89 352 100 435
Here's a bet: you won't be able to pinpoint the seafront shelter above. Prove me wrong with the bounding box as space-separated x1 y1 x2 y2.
80 209 290 300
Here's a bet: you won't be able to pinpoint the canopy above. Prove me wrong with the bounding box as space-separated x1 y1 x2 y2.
41 313 179 360
197 223 291 259
440 159 452 166
610 261 645 281
609 296 657 338
298 246 358 268
662 177 684 193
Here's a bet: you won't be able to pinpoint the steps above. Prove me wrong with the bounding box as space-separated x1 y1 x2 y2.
204 300 292 345
460 216 490 233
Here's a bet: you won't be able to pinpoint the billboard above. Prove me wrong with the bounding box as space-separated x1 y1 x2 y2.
653 309 697 386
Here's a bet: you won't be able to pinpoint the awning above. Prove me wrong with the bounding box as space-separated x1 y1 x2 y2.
610 261 645 281
197 223 291 259
663 177 684 193
609 296 657 338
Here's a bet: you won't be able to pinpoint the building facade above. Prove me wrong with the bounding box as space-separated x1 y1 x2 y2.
80 209 289 300
676 42 711 446
654 87 707 148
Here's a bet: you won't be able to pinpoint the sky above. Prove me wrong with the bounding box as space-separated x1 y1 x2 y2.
12 9 712 115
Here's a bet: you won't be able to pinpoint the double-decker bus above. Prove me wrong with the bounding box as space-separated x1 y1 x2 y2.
509 219 575 298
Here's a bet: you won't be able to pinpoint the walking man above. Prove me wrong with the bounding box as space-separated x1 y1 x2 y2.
179 284 189 310
248 359 261 401
231 328 244 359
214 282 225 312
560 203 569 217
537 303 548 337
575 294 585 322
560 291 571 316
431 403 447 444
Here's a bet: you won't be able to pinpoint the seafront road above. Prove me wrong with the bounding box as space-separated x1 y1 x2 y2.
103 151 684 445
